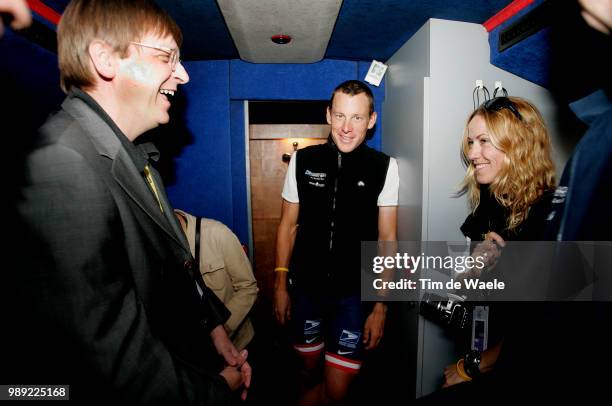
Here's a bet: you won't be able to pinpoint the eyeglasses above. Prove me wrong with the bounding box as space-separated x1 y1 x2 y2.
130 41 181 71
483 97 522 121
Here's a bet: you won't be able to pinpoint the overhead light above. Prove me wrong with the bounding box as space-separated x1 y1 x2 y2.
271 34 292 45
217 0 342 63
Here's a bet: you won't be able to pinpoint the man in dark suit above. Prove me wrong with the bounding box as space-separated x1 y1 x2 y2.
4 0 250 403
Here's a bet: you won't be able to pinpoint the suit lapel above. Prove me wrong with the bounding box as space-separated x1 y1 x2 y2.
149 166 191 250
62 96 188 251
111 151 186 247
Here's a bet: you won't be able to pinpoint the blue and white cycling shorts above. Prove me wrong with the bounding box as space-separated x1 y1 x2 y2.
291 294 364 373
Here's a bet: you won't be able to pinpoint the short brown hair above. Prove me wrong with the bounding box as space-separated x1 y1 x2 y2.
58 0 183 93
329 80 375 115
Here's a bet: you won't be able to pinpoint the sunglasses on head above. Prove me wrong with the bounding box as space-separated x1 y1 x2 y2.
482 97 522 121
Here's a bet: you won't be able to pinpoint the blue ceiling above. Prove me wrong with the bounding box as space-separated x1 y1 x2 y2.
35 0 513 62
324 0 512 61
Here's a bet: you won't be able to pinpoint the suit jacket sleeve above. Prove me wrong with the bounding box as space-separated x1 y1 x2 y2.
16 143 231 405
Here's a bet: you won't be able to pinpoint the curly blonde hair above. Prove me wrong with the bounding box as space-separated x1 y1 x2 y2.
459 97 556 232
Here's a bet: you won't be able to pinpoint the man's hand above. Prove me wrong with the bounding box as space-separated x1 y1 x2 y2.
219 349 251 400
210 324 240 366
273 287 291 325
211 327 252 400
363 302 386 350
0 0 32 37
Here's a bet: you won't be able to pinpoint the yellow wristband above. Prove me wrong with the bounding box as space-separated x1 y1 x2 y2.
274 267 289 272
456 359 472 381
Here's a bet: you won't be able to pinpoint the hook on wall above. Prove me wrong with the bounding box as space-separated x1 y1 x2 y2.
493 81 509 97
282 141 299 162
472 79 491 110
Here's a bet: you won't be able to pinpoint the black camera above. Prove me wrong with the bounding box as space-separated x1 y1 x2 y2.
419 292 470 330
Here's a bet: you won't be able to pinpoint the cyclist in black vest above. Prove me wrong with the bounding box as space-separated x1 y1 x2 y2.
273 80 399 405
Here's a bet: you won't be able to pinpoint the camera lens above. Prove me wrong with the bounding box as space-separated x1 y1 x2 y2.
419 292 470 330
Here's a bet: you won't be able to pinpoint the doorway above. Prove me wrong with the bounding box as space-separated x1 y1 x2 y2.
248 124 328 300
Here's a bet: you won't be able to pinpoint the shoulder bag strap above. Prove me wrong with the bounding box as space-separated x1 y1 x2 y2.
195 216 202 269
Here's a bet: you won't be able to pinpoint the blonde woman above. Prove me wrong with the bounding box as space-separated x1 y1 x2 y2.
443 96 556 388
459 96 556 244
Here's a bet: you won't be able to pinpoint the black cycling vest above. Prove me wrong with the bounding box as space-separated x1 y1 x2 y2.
290 139 391 297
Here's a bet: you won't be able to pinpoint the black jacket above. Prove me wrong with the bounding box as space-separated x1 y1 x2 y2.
4 92 231 405
291 139 390 297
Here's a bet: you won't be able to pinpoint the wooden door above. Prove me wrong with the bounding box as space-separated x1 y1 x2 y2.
249 124 328 300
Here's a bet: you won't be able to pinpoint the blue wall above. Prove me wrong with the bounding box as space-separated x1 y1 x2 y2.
0 29 64 135
488 0 551 88
1 28 64 199
230 100 248 244
164 61 233 226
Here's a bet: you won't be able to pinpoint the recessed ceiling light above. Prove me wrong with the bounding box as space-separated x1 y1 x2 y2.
271 34 292 45
218 0 341 62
